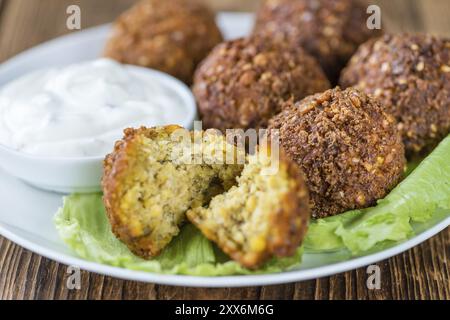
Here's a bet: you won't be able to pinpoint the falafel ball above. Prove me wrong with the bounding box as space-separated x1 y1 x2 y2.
103 0 223 84
253 0 382 83
193 36 330 132
187 147 310 269
340 34 450 156
268 87 406 218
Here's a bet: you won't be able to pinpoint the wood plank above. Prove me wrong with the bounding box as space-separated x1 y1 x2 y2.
1 230 448 299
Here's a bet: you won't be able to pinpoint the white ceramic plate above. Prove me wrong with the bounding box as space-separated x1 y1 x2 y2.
0 12 449 288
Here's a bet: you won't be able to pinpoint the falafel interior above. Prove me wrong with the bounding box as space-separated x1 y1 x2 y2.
102 126 243 259
187 148 310 269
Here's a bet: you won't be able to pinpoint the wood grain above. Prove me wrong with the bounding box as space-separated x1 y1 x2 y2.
0 0 449 300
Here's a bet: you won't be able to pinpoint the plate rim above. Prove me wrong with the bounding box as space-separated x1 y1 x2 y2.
1 216 448 287
0 13 449 288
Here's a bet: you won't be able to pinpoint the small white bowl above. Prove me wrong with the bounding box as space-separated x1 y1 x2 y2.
0 65 197 194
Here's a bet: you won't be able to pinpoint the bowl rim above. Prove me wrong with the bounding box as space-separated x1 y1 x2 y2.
0 61 197 163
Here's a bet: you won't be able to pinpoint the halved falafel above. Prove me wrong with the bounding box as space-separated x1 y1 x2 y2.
187 147 310 268
268 87 406 218
340 33 450 156
103 126 310 268
102 126 244 258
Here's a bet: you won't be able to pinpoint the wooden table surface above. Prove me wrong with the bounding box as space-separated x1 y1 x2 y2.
0 0 449 300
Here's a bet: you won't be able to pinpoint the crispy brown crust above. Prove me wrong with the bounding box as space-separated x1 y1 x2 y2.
187 149 310 269
102 125 184 258
340 33 450 156
193 36 330 132
269 87 406 218
104 0 223 84
253 0 382 83
268 151 310 258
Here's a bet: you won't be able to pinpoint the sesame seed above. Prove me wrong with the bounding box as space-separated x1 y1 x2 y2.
416 62 425 71
374 88 383 96
430 124 438 132
323 27 334 36
441 65 450 73
381 62 390 72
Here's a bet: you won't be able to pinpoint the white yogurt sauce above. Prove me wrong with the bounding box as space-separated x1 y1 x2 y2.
0 58 188 157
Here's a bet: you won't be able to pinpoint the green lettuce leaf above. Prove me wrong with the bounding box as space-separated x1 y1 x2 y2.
305 135 450 254
54 135 450 274
54 194 303 276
